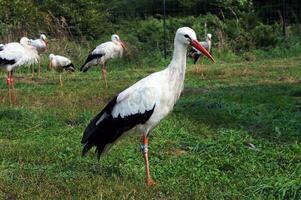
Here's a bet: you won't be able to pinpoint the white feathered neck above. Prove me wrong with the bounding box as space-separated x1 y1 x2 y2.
167 39 189 101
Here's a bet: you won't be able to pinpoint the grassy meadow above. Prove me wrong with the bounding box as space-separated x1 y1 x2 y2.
0 48 301 199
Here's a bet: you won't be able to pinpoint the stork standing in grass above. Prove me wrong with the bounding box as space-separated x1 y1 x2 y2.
81 27 215 186
80 34 125 88
0 37 39 102
48 53 75 86
29 34 48 78
189 33 212 76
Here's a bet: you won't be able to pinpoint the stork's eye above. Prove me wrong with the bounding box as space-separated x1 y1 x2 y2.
184 34 190 39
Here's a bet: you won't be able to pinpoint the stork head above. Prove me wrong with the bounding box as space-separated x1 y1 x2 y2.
40 34 48 46
206 33 212 41
49 53 55 60
40 34 47 41
111 34 120 42
111 34 125 49
175 27 215 62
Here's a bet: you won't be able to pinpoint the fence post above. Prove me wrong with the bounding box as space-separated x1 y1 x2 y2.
163 0 167 59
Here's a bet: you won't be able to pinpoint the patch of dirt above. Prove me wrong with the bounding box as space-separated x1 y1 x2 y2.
16 76 53 84
277 76 298 83
82 96 106 108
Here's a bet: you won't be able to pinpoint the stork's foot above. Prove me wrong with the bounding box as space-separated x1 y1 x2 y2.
146 178 155 186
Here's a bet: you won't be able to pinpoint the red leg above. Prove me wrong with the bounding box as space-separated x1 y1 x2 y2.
142 135 155 186
11 71 16 102
7 72 11 102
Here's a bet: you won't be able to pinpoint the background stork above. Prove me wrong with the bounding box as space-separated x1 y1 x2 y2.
0 37 39 103
29 34 48 78
188 33 212 76
48 53 75 86
80 34 125 88
81 27 215 186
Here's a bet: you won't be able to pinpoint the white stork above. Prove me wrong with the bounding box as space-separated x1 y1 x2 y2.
28 34 48 77
48 53 75 86
81 27 215 186
0 37 39 102
80 34 125 88
189 33 212 64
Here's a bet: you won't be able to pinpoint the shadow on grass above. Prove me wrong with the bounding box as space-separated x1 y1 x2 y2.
177 82 301 143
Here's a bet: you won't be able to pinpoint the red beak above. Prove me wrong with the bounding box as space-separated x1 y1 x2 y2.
120 41 125 49
191 39 215 63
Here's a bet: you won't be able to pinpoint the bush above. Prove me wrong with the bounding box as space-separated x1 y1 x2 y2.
251 23 281 49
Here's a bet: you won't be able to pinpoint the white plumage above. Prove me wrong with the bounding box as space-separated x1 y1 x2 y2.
80 34 125 88
0 37 39 72
189 33 212 64
29 34 47 54
0 37 39 102
81 27 215 186
28 34 48 77
48 53 75 86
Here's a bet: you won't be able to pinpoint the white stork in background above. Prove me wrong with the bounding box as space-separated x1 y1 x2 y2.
81 27 215 186
29 34 48 78
80 34 125 88
189 33 212 76
0 37 39 102
48 53 75 86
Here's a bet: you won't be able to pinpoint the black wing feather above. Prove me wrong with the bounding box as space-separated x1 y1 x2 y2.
0 57 16 65
80 53 103 72
81 96 155 158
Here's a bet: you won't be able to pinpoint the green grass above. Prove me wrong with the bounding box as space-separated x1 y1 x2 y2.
0 54 301 199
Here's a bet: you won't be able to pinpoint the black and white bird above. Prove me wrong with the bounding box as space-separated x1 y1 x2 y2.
0 37 39 102
81 27 215 186
0 44 4 51
189 33 212 64
80 34 125 88
48 53 75 86
29 34 48 77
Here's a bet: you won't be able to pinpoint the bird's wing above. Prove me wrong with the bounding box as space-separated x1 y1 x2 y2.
92 42 112 55
0 50 20 66
200 41 209 50
2 42 22 51
112 82 157 118
29 39 42 48
0 43 39 67
55 55 71 66
81 78 158 157
28 39 46 53
93 41 120 57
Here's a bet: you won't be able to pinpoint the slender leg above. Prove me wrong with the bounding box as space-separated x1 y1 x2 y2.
7 72 11 103
141 135 155 186
38 61 41 78
31 64 35 79
101 64 108 88
11 71 16 103
201 59 204 77
48 61 52 71
59 74 63 86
